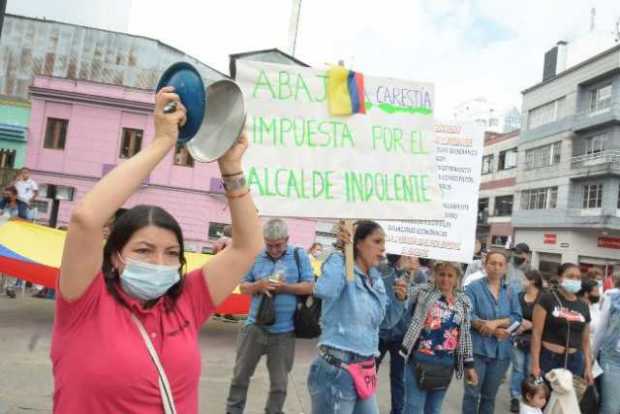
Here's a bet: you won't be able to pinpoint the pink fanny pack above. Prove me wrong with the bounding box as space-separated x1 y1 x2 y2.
344 359 377 400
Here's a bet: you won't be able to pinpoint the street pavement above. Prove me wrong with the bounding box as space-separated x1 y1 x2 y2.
0 295 512 413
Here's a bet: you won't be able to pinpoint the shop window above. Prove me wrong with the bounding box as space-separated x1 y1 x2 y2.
44 118 68 150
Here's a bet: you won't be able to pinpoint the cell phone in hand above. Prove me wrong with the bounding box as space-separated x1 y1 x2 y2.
506 321 521 335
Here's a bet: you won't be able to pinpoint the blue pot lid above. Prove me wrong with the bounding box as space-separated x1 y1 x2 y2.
156 62 206 143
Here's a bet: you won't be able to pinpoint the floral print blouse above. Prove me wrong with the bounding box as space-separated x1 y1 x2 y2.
416 296 460 358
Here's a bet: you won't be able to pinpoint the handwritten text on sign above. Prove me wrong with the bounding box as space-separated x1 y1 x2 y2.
236 61 444 220
381 122 484 263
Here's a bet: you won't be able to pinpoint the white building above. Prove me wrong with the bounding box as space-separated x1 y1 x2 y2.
452 97 521 134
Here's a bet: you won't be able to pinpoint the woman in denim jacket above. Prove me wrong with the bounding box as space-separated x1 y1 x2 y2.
399 261 478 414
307 220 407 414
592 272 620 414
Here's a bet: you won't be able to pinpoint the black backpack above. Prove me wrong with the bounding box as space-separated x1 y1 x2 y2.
292 248 322 339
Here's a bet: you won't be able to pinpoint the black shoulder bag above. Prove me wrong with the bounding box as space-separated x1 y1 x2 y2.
292 248 322 339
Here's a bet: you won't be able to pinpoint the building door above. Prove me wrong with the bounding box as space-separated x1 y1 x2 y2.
538 252 562 281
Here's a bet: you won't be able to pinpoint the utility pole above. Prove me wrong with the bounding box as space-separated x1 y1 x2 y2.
287 0 302 56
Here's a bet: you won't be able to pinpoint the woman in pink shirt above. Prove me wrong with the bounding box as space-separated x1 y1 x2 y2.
51 87 263 413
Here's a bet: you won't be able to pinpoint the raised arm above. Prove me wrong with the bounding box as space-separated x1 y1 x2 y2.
59 88 186 300
201 135 263 306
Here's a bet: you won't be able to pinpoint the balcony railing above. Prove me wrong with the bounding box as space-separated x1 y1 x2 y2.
573 102 620 132
570 150 620 171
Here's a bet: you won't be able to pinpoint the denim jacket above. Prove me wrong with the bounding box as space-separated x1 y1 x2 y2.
465 277 522 360
378 264 410 342
314 253 405 358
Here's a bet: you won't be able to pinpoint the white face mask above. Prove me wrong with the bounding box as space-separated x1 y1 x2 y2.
119 257 180 301
561 279 582 294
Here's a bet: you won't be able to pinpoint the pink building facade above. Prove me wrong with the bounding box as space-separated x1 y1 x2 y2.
26 76 317 252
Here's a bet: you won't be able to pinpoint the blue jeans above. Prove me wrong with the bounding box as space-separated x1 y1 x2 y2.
377 337 405 414
404 360 448 414
539 348 585 377
308 356 378 414
600 352 620 414
0 198 28 219
462 355 511 414
510 345 531 399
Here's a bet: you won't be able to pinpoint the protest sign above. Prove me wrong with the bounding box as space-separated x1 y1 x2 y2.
381 122 484 263
236 61 444 220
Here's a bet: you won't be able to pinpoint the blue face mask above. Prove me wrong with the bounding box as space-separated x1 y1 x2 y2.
561 279 582 294
119 257 180 301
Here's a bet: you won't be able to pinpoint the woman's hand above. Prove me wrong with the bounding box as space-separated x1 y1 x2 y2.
465 368 478 386
218 131 249 175
584 366 594 385
333 220 353 250
153 87 187 148
394 278 408 301
494 328 511 341
530 363 541 379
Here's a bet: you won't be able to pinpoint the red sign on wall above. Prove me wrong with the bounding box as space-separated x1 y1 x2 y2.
544 233 557 245
598 237 620 249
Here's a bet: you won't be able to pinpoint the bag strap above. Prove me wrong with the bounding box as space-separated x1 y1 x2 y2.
130 313 177 414
550 289 571 370
294 248 302 282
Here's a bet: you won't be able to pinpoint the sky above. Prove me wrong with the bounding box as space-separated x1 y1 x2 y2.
7 0 620 118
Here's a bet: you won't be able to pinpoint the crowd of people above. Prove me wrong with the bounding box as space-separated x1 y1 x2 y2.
2 88 619 414
0 166 46 298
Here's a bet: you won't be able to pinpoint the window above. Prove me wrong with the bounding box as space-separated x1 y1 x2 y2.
494 195 513 216
478 198 489 223
528 98 566 129
525 142 561 170
498 148 518 170
31 200 49 214
119 128 143 158
481 155 494 175
44 118 68 150
590 84 612 113
521 187 558 210
0 149 16 168
583 184 603 209
584 133 607 156
174 144 194 167
489 118 499 127
617 184 620 209
491 235 509 246
208 222 229 239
